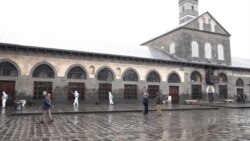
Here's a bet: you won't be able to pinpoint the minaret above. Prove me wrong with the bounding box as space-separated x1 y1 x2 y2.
179 0 199 25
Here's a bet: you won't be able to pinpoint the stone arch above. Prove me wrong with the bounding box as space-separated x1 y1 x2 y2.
95 66 115 81
30 61 57 78
0 59 21 77
146 70 161 82
236 78 244 87
191 41 199 57
167 72 181 83
218 73 228 83
65 64 88 79
122 68 140 82
206 85 215 93
190 71 202 83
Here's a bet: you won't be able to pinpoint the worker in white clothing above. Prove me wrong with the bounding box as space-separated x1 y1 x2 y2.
2 91 8 108
73 90 79 106
109 92 114 105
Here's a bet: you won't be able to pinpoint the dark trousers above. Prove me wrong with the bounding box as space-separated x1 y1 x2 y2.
143 104 148 114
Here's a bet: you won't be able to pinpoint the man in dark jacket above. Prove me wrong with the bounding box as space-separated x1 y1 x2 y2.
41 93 54 123
155 92 163 116
142 92 149 114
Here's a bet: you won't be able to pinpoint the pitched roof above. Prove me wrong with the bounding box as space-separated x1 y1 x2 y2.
0 34 175 61
141 12 231 45
231 57 250 69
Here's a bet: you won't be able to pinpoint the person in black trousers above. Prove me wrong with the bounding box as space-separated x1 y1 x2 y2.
143 92 149 114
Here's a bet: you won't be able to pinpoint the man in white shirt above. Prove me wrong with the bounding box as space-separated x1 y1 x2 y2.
73 90 79 106
109 92 114 105
2 91 8 108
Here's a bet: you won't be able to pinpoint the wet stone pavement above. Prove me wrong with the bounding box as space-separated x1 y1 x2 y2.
1 109 250 141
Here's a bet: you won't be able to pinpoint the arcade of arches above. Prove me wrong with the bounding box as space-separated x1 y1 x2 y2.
0 60 249 105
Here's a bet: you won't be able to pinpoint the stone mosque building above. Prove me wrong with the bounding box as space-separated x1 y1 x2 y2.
1 0 250 106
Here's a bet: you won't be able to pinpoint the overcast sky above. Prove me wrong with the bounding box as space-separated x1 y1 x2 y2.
0 0 250 58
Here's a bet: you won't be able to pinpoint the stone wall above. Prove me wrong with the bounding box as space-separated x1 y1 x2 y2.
0 49 249 104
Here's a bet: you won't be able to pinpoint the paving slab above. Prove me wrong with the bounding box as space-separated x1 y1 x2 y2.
1 109 250 141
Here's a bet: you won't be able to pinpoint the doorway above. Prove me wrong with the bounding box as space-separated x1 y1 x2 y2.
0 81 15 106
68 82 85 100
169 86 179 104
99 83 112 100
33 81 52 100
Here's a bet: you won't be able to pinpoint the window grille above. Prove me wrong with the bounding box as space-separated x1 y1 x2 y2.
190 71 202 82
0 61 18 77
67 66 86 79
147 85 159 99
123 70 138 81
33 64 55 78
168 73 180 83
191 85 202 99
124 84 137 99
147 72 160 82
97 68 114 81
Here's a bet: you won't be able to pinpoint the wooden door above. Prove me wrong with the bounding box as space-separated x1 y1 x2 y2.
219 85 228 99
0 81 15 106
192 85 202 99
169 86 179 104
99 83 112 100
147 85 160 99
68 82 85 100
124 84 137 99
33 81 53 100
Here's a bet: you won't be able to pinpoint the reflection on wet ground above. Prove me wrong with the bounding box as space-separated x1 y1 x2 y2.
1 108 250 140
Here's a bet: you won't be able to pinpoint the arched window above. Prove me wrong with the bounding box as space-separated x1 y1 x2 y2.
205 43 212 59
123 70 138 81
32 64 55 78
191 41 199 57
218 73 228 83
198 17 204 30
170 43 175 54
210 20 216 32
190 71 202 82
236 78 244 87
147 71 160 82
168 73 180 83
67 66 87 79
97 68 114 81
0 61 18 77
218 44 224 60
203 14 210 24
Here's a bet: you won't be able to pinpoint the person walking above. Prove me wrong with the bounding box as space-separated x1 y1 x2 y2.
155 92 163 116
73 90 79 106
109 92 114 105
2 91 8 108
41 93 54 123
142 92 149 115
